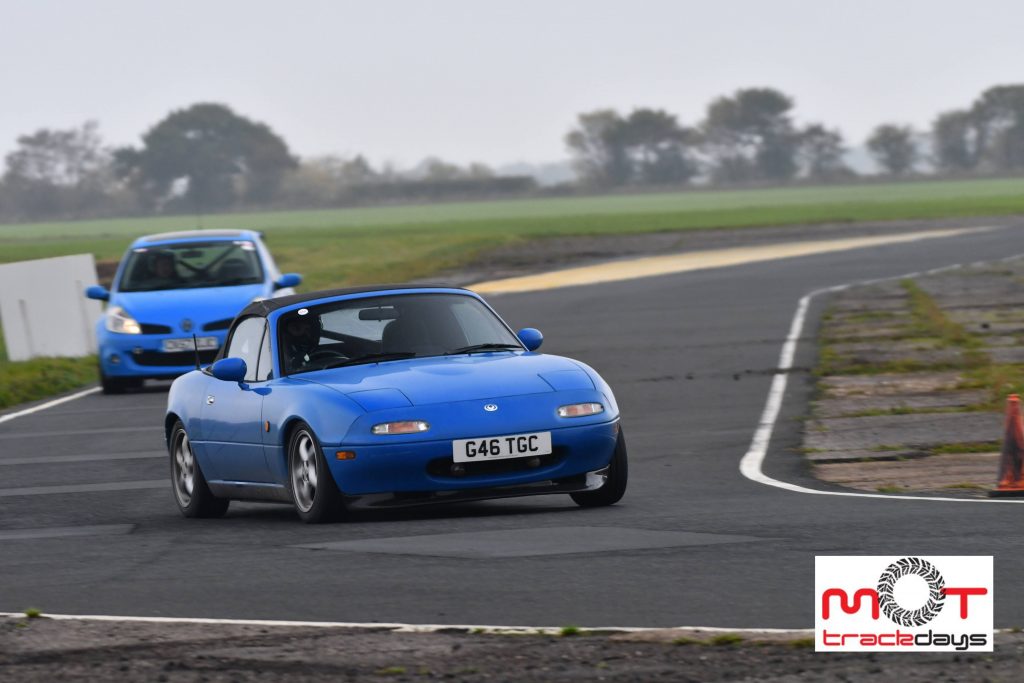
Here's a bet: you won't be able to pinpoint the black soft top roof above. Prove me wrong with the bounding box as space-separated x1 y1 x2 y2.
239 284 467 318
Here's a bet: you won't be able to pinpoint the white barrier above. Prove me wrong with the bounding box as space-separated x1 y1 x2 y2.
0 254 102 361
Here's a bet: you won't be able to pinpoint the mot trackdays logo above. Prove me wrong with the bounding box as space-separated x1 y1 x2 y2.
815 556 993 652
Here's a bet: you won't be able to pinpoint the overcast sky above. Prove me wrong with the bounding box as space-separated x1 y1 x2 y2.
2 0 1023 168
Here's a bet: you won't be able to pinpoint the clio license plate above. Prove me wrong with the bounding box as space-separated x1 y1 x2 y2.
162 337 218 353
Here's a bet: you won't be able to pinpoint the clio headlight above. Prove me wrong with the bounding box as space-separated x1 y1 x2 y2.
105 306 142 335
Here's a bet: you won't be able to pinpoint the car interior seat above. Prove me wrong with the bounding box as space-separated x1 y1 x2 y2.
217 258 252 282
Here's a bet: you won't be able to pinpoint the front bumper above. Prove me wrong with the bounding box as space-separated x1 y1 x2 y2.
344 465 608 509
98 331 225 378
324 419 620 497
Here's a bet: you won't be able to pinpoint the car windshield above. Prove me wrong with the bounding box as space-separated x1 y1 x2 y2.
279 293 523 375
117 240 264 292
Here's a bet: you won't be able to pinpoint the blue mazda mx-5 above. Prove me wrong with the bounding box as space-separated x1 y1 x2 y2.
164 285 627 523
85 229 301 393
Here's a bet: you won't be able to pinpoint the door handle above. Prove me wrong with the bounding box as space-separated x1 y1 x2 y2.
206 395 215 405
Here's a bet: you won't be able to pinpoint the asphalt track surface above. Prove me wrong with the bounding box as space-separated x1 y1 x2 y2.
4 222 1024 629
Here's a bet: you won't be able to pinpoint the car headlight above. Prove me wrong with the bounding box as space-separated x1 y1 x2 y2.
105 306 142 335
557 402 604 418
371 420 430 435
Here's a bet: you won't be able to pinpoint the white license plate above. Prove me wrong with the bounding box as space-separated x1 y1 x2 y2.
161 337 218 352
452 431 552 463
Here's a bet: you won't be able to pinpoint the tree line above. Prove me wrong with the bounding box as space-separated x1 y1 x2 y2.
567 84 1024 187
2 84 1024 222
0 104 535 222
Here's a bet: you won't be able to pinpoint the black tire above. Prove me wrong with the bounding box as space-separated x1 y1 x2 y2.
169 420 229 518
287 422 345 523
100 367 142 395
571 428 628 508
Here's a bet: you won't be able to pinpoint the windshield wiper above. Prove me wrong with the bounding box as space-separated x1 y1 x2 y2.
323 352 417 369
446 343 521 355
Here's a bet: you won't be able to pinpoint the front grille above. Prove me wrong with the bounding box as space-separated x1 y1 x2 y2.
426 449 565 479
139 323 173 334
203 318 234 331
133 349 219 367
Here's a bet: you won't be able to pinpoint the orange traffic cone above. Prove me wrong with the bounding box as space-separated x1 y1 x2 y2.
990 394 1024 497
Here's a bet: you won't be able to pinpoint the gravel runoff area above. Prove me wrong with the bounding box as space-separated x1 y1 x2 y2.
803 256 1024 495
4 616 1024 682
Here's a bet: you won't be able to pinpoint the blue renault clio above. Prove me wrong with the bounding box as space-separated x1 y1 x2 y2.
85 229 301 393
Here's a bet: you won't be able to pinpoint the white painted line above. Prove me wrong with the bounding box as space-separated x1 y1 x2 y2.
0 425 156 439
0 480 165 498
0 524 134 541
0 451 162 466
0 386 99 425
739 252 1024 504
0 612 812 635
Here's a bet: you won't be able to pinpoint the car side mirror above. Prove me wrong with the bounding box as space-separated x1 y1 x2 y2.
211 357 247 383
85 285 110 301
517 328 543 351
275 273 302 289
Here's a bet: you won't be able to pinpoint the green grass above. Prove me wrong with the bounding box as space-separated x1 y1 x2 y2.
5 178 1024 291
0 321 98 411
23 608 42 618
559 625 581 637
0 355 98 411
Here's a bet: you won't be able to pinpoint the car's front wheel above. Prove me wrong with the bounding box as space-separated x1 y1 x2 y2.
288 422 345 523
169 420 229 518
100 366 142 394
570 428 628 508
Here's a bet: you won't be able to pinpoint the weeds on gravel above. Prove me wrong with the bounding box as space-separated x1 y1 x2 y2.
672 637 702 646
23 608 41 618
929 441 1001 454
709 634 744 646
818 284 990 378
790 638 815 649
960 363 1024 409
876 484 904 493
902 281 984 351
559 625 581 637
840 405 978 418
374 666 406 676
815 345 969 376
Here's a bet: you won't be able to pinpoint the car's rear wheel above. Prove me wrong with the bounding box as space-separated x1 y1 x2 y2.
169 420 229 518
570 428 628 508
288 422 344 523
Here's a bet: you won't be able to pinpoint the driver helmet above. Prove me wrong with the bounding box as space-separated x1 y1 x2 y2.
149 250 177 277
284 313 322 356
